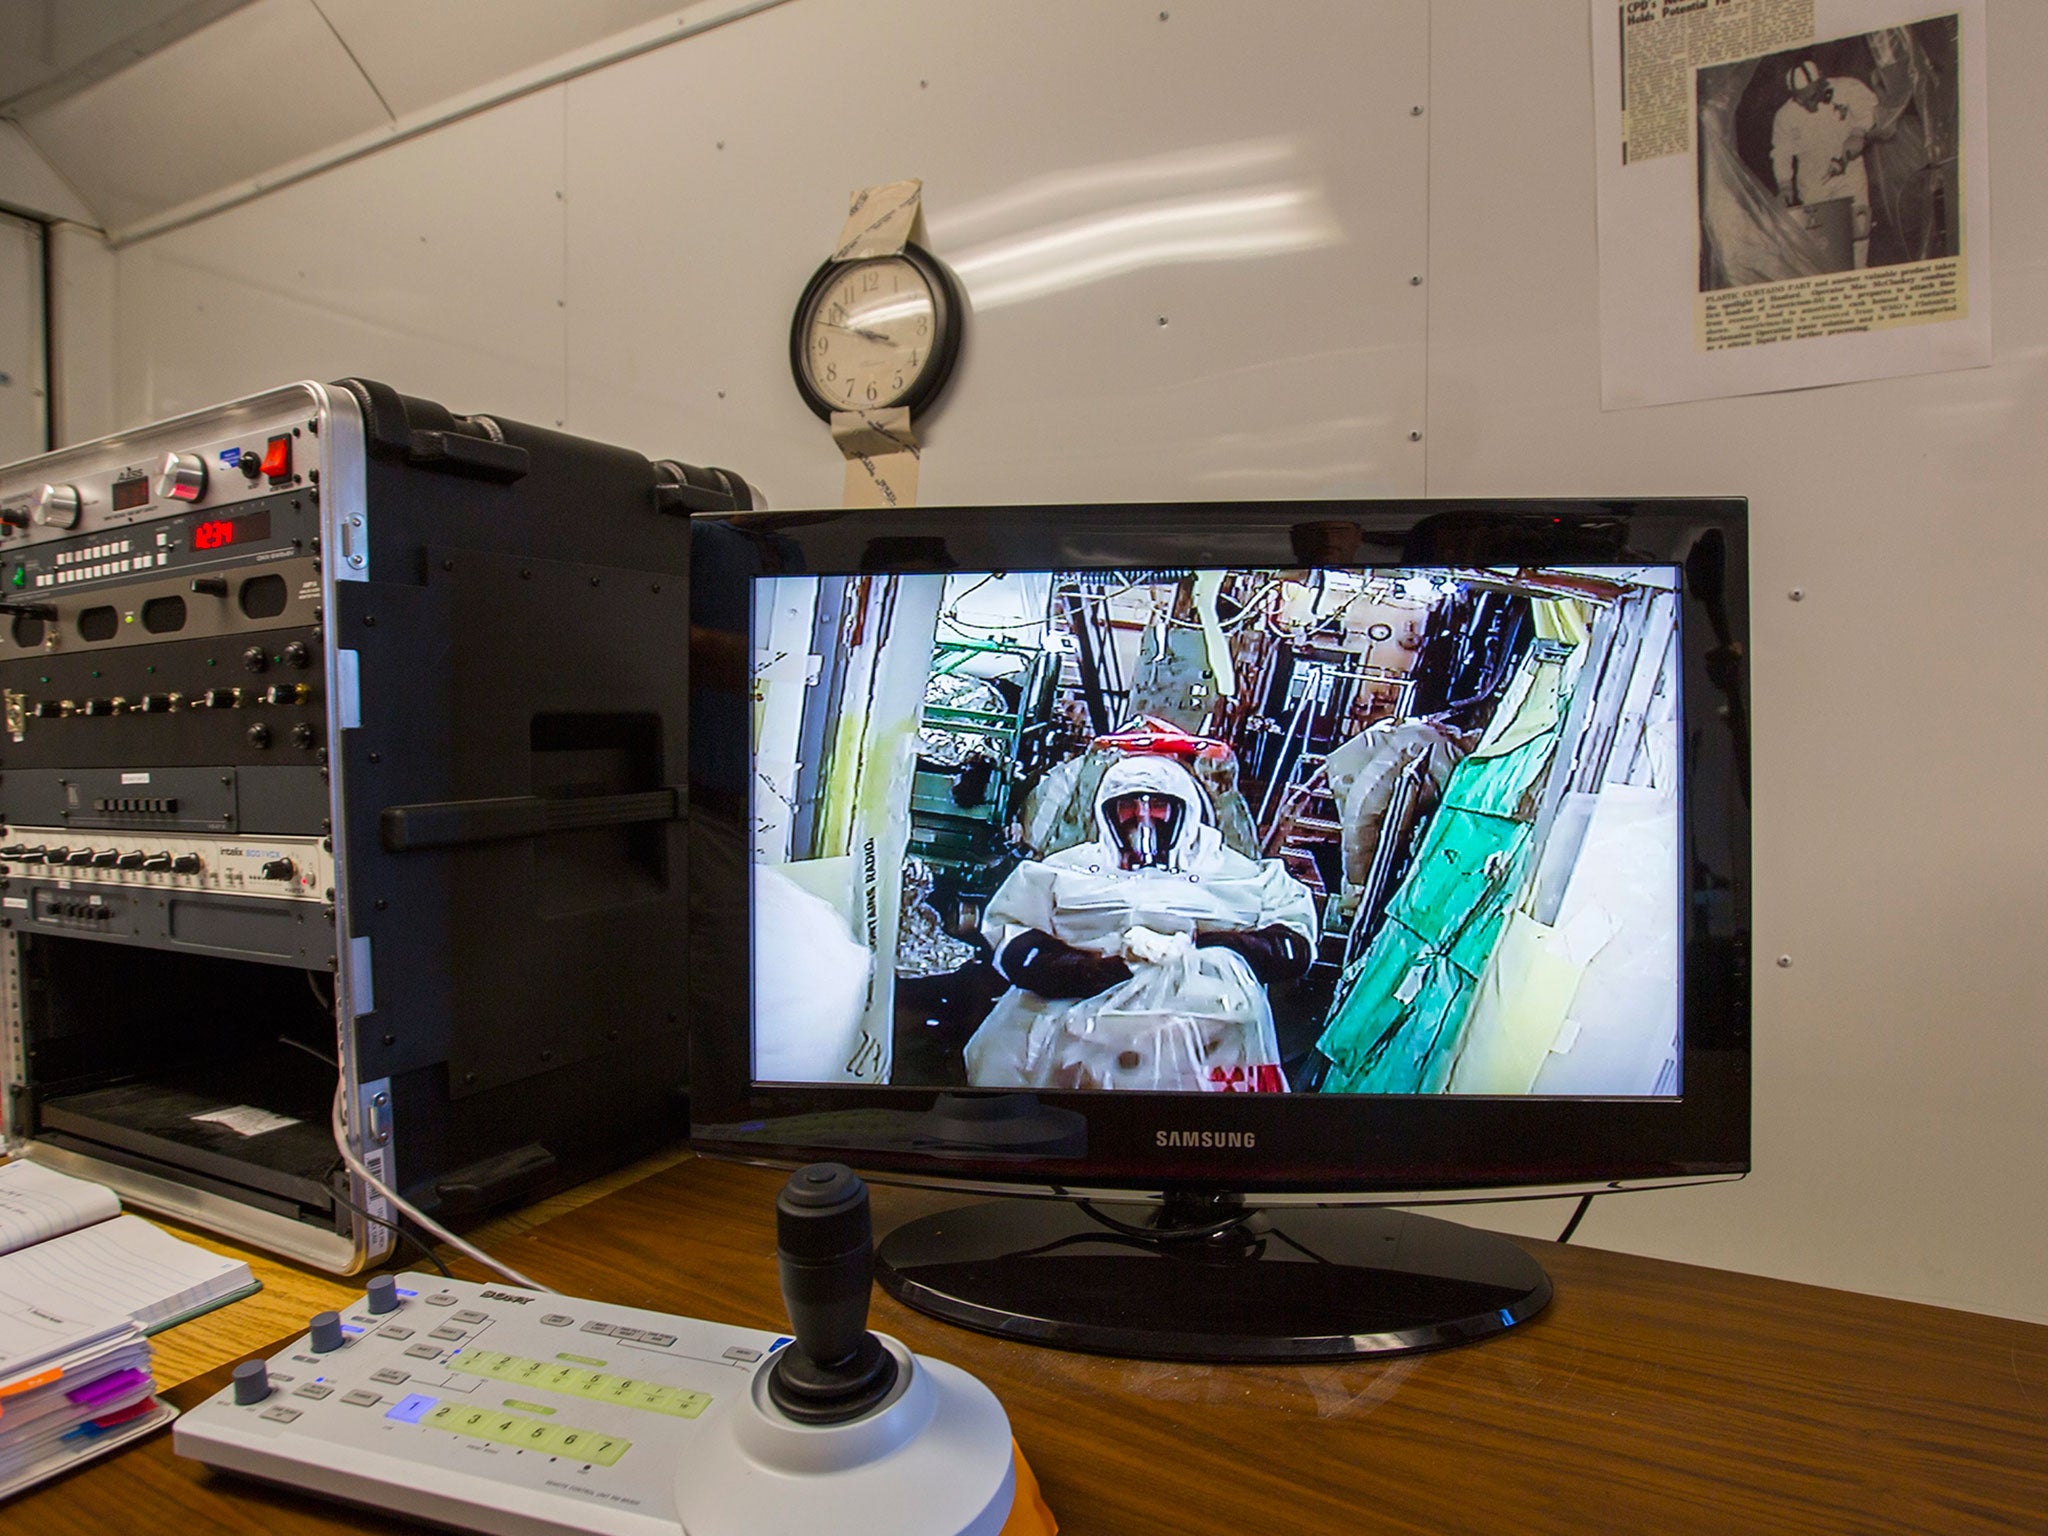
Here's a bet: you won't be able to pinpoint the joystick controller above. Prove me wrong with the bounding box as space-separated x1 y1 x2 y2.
687 1164 1020 1536
175 1166 1029 1535
767 1162 898 1423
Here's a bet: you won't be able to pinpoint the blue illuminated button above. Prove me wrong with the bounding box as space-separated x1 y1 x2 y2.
385 1393 438 1424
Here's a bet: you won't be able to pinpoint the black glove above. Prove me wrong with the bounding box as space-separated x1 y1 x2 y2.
1195 924 1314 983
996 929 1132 1000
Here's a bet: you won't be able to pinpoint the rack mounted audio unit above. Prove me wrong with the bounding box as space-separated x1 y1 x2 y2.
0 380 750 1270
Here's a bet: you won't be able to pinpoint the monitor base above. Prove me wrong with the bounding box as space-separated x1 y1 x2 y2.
876 1196 1551 1363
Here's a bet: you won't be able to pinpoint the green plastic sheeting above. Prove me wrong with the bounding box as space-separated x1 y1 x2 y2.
1315 642 1578 1094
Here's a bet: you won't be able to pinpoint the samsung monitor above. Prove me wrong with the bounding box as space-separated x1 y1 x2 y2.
688 501 1749 1361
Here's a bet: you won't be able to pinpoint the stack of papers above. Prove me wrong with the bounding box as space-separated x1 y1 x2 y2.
0 1298 174 1498
0 1159 267 1498
0 1160 260 1333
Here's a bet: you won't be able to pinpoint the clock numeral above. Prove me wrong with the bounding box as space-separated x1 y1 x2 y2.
825 363 838 383
866 382 879 402
862 270 880 292
828 302 847 325
892 373 904 392
916 316 929 337
813 336 828 356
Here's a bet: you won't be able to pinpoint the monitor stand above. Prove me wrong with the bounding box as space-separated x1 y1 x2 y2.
875 1191 1551 1362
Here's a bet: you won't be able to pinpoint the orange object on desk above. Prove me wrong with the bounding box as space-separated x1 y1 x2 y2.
1002 1439 1058 1535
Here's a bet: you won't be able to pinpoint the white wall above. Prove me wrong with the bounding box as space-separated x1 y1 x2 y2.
59 0 2048 1322
0 211 45 461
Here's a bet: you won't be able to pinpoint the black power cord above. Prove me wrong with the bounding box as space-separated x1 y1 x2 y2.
1053 1186 1257 1244
1556 1193 1596 1245
328 1183 452 1278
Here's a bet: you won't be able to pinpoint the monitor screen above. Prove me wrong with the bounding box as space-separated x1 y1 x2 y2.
688 502 1748 1200
750 563 1682 1100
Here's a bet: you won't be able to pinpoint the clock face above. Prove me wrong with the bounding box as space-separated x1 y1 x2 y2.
790 244 961 421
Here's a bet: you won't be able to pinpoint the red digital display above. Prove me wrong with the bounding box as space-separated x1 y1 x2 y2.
189 509 271 551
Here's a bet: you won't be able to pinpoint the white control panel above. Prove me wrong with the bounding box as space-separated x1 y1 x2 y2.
0 827 331 900
178 1276 785 1534
176 1274 1019 1536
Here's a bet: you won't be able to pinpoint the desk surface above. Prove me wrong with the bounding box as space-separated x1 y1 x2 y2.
16 1156 2048 1535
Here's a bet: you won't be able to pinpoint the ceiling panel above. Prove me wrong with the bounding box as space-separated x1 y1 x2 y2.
17 0 390 231
316 0 686 118
0 0 253 112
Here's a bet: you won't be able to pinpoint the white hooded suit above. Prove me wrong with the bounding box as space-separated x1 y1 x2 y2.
964 755 1317 1091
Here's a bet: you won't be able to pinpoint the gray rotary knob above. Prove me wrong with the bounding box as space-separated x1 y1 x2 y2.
308 1310 344 1352
366 1275 399 1314
232 1359 272 1405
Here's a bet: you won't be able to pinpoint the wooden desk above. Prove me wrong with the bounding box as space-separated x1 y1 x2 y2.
16 1156 2048 1535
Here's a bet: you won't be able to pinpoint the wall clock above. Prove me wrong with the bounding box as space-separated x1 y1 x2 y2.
789 242 962 422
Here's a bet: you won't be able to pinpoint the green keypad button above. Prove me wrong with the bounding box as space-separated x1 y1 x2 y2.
421 1402 629 1466
451 1349 712 1419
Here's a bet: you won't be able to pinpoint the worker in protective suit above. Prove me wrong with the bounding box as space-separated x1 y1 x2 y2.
964 754 1318 1091
1772 59 1884 269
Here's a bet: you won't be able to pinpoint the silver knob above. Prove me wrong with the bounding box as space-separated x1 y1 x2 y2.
157 451 207 503
34 484 80 529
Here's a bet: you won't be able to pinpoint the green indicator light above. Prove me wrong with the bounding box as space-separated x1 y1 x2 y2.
9 566 21 589
555 1353 606 1367
206 658 216 667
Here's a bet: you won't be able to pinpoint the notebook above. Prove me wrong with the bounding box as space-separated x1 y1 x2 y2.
0 1291 174 1500
0 1159 261 1333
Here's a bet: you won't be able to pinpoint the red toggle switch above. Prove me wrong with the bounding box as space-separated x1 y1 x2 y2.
260 435 292 480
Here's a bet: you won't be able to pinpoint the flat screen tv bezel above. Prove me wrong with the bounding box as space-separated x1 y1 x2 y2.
686 499 1750 1197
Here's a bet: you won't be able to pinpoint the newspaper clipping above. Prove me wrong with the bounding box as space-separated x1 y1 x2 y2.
1594 0 1990 409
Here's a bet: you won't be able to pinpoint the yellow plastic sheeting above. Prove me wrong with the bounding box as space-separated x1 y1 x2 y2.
1444 910 1585 1095
1531 595 1591 648
1471 599 1589 760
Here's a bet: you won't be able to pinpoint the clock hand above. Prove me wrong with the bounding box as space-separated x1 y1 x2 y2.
822 321 893 344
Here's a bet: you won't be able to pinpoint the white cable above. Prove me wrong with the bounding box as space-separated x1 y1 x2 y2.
329 1076 551 1292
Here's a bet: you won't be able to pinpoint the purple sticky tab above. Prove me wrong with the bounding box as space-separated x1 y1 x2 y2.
67 1369 149 1407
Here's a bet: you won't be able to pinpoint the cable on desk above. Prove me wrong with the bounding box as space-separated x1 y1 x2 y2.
327 1183 452 1278
278 1024 550 1290
1557 1193 1596 1244
328 1076 551 1292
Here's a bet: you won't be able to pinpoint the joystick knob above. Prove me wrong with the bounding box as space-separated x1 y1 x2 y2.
366 1275 399 1315
767 1163 898 1425
231 1359 272 1405
308 1310 344 1353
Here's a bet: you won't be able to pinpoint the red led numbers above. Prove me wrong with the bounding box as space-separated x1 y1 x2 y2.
192 519 236 550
